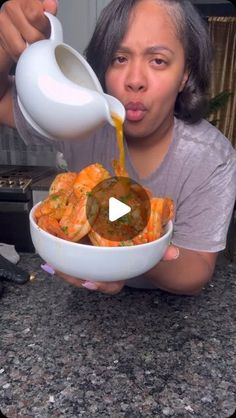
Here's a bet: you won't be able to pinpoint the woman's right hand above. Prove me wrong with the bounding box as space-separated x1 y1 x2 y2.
0 0 58 123
0 0 58 67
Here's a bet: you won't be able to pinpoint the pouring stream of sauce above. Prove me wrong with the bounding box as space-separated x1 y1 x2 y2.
111 113 129 177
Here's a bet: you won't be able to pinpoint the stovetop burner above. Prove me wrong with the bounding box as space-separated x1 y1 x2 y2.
0 176 32 193
0 165 56 199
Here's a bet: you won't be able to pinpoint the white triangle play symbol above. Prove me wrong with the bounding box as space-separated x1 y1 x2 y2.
109 197 131 222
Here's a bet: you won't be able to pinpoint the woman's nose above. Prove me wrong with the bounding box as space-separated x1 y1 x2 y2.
125 62 147 92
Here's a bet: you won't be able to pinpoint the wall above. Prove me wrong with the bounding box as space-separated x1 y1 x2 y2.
57 0 233 53
56 0 116 53
57 0 98 54
0 125 57 166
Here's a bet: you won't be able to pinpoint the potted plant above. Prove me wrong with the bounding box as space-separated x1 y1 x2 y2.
207 90 232 126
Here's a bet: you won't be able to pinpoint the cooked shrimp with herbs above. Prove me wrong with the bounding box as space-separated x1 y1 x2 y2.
35 163 174 246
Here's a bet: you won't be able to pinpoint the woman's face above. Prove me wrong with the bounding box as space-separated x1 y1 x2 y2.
105 0 189 142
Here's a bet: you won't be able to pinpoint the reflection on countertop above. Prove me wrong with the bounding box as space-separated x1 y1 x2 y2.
0 252 235 418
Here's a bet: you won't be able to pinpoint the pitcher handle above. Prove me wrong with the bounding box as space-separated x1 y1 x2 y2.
44 12 63 43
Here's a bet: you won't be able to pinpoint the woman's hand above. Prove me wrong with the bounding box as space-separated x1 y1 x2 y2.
0 0 58 64
0 0 58 124
56 271 125 295
161 244 179 261
42 244 179 295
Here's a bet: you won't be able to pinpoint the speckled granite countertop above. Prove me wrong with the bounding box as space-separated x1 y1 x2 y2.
0 253 235 418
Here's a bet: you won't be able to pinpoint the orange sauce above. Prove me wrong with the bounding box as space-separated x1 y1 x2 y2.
111 113 128 177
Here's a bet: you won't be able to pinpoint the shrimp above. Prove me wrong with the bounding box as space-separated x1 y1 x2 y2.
59 193 99 242
88 230 121 247
34 192 69 221
89 229 133 247
35 164 110 240
133 197 174 244
159 197 175 225
49 172 77 197
37 215 69 240
35 172 78 221
73 163 111 199
89 197 174 247
88 208 136 246
88 179 154 247
35 163 175 248
88 179 148 249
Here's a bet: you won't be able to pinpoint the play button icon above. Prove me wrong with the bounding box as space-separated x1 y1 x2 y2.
86 176 151 242
109 197 131 222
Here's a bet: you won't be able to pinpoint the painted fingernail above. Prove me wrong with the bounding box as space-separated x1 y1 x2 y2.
41 264 55 275
173 247 180 259
82 281 98 290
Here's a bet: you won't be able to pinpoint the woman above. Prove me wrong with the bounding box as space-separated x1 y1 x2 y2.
0 0 235 295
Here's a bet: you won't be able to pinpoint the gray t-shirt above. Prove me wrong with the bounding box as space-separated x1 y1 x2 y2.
13 91 236 253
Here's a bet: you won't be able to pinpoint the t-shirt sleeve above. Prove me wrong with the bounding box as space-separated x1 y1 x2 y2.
172 151 236 252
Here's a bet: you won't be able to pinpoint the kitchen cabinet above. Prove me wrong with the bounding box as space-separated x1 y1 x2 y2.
57 0 111 54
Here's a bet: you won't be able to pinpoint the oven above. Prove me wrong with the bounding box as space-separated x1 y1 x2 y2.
0 165 55 252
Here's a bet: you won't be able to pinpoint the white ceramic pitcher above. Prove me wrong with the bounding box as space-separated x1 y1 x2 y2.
15 13 125 140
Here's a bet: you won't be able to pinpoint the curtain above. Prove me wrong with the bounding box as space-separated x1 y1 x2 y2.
208 17 236 148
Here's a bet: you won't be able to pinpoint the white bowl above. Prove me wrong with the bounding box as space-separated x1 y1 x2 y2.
29 203 173 282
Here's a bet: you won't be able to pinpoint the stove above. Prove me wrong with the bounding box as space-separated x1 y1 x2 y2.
0 165 56 251
0 176 32 192
0 165 55 201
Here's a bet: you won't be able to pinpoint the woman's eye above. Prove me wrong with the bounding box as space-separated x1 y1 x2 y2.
152 58 167 66
112 56 127 64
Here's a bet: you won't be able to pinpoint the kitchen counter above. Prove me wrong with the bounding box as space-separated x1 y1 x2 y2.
0 253 235 418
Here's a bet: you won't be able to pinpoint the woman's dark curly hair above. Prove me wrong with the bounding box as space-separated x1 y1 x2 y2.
85 0 213 124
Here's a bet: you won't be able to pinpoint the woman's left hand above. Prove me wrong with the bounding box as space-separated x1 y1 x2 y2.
56 271 125 295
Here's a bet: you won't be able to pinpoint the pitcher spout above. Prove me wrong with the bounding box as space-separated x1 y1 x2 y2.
104 94 125 126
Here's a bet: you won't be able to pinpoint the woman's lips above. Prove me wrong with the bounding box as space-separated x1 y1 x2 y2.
125 102 147 122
